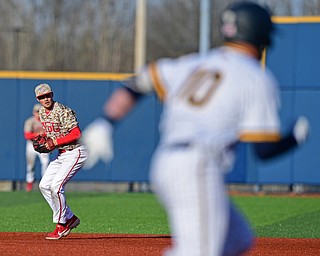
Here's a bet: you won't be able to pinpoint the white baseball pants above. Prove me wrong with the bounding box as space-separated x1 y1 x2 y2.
39 145 87 224
150 144 253 256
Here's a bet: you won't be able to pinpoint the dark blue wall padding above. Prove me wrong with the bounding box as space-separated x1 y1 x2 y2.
1 20 320 184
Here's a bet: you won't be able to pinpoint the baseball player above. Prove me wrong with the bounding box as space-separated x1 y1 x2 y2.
35 83 87 240
24 103 50 192
82 2 309 255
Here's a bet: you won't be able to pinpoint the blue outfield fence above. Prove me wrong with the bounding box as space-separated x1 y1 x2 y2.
0 18 320 185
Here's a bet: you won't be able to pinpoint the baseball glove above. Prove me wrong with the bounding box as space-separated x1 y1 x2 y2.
32 135 55 153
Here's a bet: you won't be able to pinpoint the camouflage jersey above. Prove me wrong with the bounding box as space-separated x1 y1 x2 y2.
39 101 81 151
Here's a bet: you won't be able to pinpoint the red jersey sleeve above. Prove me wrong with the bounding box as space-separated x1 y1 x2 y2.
56 126 81 146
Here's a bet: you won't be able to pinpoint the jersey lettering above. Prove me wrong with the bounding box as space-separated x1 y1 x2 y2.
180 69 222 106
42 122 60 133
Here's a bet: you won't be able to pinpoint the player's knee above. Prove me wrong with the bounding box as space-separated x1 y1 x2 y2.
39 180 49 192
50 183 62 197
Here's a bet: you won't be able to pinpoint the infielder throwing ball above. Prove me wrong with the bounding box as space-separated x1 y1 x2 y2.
35 83 87 240
83 2 309 255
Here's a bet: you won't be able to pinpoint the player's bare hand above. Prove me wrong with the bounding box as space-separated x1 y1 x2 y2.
81 117 114 169
293 116 310 144
45 138 56 151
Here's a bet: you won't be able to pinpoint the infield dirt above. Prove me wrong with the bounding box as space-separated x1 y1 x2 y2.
0 232 319 255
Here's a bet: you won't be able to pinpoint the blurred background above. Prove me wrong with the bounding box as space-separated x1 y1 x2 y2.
0 0 319 72
0 0 320 193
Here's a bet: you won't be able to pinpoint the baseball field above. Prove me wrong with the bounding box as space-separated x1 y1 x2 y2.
1 191 320 255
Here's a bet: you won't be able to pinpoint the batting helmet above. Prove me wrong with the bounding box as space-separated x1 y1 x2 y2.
220 1 274 49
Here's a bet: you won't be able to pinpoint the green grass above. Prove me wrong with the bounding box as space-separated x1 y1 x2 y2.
1 191 320 238
0 191 169 234
232 195 320 238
